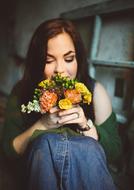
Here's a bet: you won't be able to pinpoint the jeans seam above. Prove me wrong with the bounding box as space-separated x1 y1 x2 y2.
60 140 68 190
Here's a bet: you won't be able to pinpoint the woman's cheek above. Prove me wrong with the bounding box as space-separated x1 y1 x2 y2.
44 64 55 78
68 61 77 78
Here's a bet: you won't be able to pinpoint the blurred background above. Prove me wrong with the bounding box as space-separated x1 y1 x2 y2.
0 0 134 189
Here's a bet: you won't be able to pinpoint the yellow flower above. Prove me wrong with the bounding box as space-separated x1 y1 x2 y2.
75 82 90 95
83 93 92 104
38 79 55 88
58 98 72 110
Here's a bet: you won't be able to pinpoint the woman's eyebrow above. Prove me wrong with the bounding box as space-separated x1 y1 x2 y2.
46 53 55 58
46 51 75 58
64 51 75 57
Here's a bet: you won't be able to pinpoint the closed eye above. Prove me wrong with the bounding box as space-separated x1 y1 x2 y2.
46 57 55 64
65 55 75 63
46 59 54 64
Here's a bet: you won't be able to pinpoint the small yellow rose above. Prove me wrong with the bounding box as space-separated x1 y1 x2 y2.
83 93 92 104
75 82 90 95
58 98 72 110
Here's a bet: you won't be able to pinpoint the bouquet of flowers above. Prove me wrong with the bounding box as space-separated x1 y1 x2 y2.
21 73 92 114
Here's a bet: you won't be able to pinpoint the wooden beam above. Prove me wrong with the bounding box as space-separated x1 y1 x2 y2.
91 59 134 69
61 0 134 19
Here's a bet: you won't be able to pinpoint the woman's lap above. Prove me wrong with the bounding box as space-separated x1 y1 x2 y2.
26 132 116 190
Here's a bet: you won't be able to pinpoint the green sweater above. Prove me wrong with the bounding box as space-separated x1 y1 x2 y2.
2 89 122 164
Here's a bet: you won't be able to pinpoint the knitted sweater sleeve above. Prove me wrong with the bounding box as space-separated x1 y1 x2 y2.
96 112 122 163
2 90 24 159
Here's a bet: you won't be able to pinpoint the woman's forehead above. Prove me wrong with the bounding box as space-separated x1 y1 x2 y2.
47 32 75 54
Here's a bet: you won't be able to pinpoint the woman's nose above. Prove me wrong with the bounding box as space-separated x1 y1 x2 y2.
55 60 65 74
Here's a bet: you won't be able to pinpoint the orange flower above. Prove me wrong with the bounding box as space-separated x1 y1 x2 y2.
64 89 82 104
39 90 58 113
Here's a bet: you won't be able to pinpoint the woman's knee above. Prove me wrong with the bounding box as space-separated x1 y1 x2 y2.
70 136 106 160
27 133 57 154
25 133 58 165
85 137 104 153
86 137 106 161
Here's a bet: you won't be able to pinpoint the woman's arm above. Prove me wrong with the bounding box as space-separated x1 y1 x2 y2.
12 119 46 155
93 82 112 125
2 89 61 157
3 97 48 157
13 106 62 155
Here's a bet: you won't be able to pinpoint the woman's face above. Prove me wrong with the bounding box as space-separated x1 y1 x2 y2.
44 32 78 79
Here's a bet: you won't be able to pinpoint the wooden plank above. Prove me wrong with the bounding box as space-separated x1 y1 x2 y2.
90 15 102 60
89 15 102 78
61 0 134 19
91 59 134 68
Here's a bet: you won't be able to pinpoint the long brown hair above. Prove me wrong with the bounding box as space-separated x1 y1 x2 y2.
21 18 89 103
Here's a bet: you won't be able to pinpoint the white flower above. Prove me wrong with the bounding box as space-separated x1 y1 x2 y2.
21 104 27 113
21 100 41 113
33 100 40 112
27 101 34 112
27 110 32 114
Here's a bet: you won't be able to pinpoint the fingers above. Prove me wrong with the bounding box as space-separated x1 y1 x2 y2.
42 110 59 125
58 105 81 117
58 105 86 125
48 105 86 127
42 105 85 128
49 106 60 113
58 113 79 124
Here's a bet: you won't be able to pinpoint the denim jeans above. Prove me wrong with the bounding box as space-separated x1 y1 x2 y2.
26 132 116 190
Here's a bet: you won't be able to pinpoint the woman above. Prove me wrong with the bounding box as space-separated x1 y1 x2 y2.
3 18 122 190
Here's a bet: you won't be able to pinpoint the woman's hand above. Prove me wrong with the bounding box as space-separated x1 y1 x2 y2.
40 105 98 141
82 127 99 141
41 106 61 129
58 105 87 128
58 105 98 140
